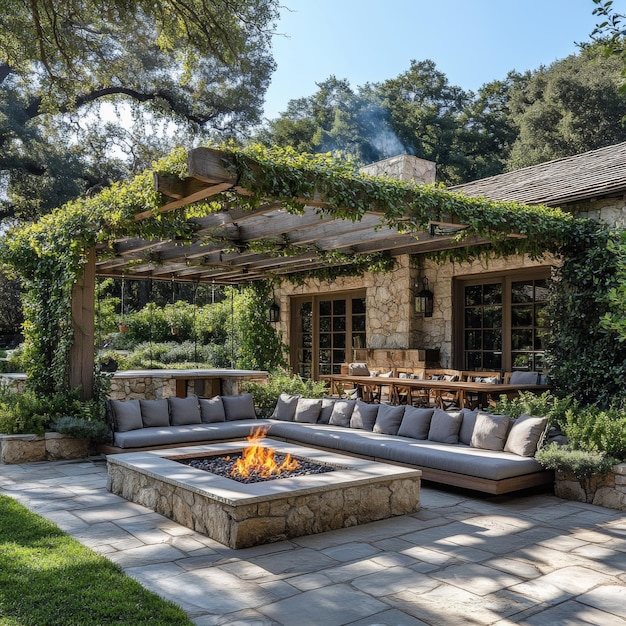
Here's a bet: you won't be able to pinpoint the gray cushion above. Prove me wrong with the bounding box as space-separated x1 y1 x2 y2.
111 399 143 432
428 409 462 444
294 398 323 423
199 396 226 423
271 393 301 421
471 412 512 451
168 395 202 426
459 409 478 445
397 407 434 440
221 393 256 421
373 404 406 435
318 397 337 424
328 400 356 427
350 399 379 431
348 362 370 376
504 414 549 457
509 371 540 385
139 399 170 428
113 419 265 449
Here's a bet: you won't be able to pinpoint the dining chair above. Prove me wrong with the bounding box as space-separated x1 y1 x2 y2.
424 368 463 409
461 370 502 409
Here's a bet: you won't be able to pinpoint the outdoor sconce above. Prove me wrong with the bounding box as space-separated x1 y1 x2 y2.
267 301 280 323
414 278 434 317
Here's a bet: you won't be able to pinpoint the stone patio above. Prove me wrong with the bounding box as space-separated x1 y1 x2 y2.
1 457 625 625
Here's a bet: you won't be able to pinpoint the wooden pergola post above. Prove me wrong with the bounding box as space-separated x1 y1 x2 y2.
70 247 96 400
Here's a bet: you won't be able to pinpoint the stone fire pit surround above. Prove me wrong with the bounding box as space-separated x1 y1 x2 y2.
106 440 421 548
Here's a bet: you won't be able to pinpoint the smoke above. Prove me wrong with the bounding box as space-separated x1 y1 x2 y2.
358 104 413 160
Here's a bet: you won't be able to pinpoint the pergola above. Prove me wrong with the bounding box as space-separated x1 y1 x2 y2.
92 148 504 285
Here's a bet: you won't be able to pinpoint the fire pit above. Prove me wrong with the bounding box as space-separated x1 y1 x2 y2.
106 437 421 549
175 426 335 483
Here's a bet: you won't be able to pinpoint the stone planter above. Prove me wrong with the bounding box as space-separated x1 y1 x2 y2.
0 432 91 464
555 463 626 511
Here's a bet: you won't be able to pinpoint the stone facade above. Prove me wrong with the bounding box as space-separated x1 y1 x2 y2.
555 463 626 511
569 196 626 230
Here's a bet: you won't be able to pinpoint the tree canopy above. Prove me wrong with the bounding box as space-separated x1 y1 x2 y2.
0 0 279 220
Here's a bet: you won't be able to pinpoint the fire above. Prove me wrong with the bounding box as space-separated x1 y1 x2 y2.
231 426 299 479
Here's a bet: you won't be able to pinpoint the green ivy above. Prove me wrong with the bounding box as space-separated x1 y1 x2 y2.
545 226 626 406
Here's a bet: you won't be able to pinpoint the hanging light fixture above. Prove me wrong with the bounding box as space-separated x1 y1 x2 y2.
267 300 280 323
415 278 434 317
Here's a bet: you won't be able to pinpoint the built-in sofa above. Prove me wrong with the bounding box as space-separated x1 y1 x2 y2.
101 393 554 495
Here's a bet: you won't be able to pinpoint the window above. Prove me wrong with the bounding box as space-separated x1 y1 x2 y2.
455 270 550 372
291 291 366 379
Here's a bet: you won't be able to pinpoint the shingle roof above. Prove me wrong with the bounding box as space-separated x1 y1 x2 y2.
449 142 626 206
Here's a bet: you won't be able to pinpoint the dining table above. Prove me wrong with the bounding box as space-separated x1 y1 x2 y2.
321 374 551 410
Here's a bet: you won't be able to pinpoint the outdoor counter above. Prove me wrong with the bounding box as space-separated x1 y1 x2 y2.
1 369 269 400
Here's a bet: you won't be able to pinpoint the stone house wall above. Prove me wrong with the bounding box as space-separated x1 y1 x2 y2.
275 251 553 372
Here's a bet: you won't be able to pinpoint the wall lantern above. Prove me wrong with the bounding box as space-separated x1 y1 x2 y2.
414 278 434 317
267 300 280 323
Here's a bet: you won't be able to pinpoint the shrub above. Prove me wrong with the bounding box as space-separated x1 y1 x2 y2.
0 384 111 437
561 404 626 459
0 346 25 373
51 416 109 442
492 391 577 423
494 391 626 464
535 443 620 478
118 341 230 369
242 370 328 418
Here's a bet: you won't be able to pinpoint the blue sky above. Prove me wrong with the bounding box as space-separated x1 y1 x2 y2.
263 0 603 119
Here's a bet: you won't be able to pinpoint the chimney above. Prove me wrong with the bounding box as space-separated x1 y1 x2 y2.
360 154 436 185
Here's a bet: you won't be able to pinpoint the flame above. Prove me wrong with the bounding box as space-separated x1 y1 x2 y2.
231 426 299 478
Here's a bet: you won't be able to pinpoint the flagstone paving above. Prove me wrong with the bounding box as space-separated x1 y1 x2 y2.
1 458 625 625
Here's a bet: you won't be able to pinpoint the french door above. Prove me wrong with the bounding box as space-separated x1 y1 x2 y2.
455 270 550 372
291 291 366 379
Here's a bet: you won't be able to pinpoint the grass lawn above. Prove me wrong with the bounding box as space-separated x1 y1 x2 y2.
0 495 193 625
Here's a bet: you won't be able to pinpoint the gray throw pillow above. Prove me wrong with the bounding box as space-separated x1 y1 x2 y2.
471 412 512 451
139 399 170 428
199 396 226 423
427 408 463 444
459 409 478 445
221 393 256 421
397 406 434 440
318 397 337 424
350 399 379 431
373 404 406 435
329 400 356 427
168 395 202 425
271 393 301 421
294 398 323 423
504 414 549 456
111 399 143 432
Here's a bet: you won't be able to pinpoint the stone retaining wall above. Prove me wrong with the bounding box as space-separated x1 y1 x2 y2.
555 463 626 511
0 433 90 464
